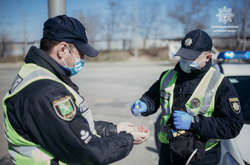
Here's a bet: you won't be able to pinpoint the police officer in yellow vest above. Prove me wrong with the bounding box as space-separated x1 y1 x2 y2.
2 15 150 165
131 29 244 165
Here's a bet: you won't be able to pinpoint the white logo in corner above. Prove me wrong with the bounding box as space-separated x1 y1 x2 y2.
80 130 92 144
216 6 234 24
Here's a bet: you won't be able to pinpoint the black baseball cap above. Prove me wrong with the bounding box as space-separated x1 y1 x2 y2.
43 15 99 57
175 29 212 60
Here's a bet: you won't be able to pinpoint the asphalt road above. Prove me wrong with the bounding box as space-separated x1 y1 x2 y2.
0 61 174 165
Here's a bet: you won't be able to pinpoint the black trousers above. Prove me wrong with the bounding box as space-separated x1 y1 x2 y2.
159 143 221 165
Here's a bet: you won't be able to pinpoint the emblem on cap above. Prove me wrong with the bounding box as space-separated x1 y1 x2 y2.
191 98 200 108
184 38 192 47
229 98 241 114
53 96 76 121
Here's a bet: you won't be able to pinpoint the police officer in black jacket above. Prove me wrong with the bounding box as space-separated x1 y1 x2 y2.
131 29 244 165
3 15 149 165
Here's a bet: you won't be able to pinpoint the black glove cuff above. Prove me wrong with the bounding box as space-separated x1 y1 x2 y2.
140 95 155 116
191 115 201 132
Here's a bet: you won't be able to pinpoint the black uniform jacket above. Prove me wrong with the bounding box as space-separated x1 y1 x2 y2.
5 46 134 165
140 62 244 140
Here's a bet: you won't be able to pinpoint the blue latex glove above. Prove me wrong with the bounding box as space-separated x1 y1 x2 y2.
173 111 193 130
131 100 147 116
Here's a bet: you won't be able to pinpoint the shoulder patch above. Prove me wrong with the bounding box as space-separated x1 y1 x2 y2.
52 96 76 121
228 97 241 114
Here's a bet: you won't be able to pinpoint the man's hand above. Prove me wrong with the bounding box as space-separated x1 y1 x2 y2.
117 122 150 144
173 111 193 130
131 125 150 144
117 122 135 133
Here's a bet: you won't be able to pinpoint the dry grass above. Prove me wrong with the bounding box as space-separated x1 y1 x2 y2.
0 47 170 63
86 47 170 62
0 56 24 63
86 50 132 62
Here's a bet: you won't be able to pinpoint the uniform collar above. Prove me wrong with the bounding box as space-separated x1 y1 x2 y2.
24 46 79 92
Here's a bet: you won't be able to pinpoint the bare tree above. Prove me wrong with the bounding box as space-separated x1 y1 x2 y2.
106 1 115 49
74 1 130 51
105 0 128 50
76 10 103 45
0 16 12 57
231 0 250 50
138 0 163 48
0 33 8 58
106 0 119 49
167 0 211 34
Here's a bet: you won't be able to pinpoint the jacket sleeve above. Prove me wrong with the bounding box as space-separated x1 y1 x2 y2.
22 80 134 165
140 71 167 116
192 78 244 139
94 121 117 137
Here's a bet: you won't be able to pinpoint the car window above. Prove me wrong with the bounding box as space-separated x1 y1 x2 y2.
228 76 250 124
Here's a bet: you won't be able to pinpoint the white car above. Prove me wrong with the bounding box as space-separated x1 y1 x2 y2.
214 51 250 165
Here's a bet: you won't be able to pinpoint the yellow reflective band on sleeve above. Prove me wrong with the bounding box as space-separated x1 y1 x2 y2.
10 151 49 165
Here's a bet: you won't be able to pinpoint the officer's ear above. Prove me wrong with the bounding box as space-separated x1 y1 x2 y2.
56 42 69 59
205 52 212 62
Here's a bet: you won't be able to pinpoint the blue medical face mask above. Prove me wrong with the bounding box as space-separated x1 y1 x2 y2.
63 47 85 76
63 58 85 76
179 58 200 73
190 61 199 70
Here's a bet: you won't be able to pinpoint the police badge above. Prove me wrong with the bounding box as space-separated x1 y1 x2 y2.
228 98 241 114
184 38 192 47
191 98 201 108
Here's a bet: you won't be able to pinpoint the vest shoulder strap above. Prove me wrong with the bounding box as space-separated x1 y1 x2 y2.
160 69 177 90
5 63 82 105
160 69 178 114
185 67 224 116
199 67 224 114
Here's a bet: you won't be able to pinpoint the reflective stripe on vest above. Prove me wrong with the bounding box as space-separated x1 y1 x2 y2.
159 67 224 151
160 70 177 114
185 67 224 117
2 63 97 164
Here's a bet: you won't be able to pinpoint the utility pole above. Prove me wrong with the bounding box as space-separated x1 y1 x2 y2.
22 9 27 56
133 0 138 57
48 0 66 18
